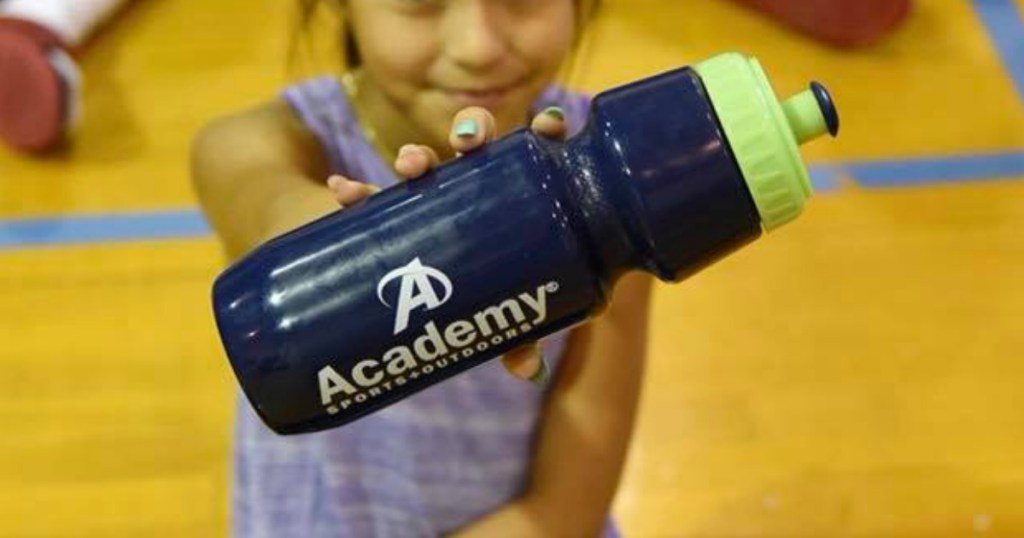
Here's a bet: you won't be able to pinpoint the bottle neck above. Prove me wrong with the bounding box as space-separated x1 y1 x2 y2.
554 130 644 287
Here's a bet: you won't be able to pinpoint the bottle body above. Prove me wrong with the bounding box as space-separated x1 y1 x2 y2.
214 56 836 435
216 133 610 434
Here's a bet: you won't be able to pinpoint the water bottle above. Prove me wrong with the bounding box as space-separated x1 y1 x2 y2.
213 52 840 434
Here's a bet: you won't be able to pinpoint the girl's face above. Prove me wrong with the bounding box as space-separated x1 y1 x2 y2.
346 0 577 142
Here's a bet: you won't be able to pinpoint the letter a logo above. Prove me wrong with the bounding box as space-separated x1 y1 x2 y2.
377 258 453 334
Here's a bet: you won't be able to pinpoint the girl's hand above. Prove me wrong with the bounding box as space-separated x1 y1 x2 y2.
325 105 569 386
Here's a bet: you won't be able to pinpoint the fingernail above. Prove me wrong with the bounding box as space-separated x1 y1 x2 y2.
454 119 478 138
327 175 344 189
397 145 418 162
528 353 550 388
396 145 418 169
542 106 565 121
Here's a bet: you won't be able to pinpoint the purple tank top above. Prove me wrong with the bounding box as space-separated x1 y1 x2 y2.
231 77 619 537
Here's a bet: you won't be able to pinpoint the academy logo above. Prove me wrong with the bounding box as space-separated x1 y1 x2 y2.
317 258 561 416
377 257 453 334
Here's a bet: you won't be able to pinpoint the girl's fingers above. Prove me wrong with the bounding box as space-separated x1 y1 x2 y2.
448 106 497 155
388 105 567 186
326 174 380 207
530 106 568 141
395 144 441 180
500 344 548 387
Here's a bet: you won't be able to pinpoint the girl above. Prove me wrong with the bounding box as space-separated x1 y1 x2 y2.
191 0 651 536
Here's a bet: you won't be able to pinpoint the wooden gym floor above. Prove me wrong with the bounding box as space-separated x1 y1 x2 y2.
1 0 1023 536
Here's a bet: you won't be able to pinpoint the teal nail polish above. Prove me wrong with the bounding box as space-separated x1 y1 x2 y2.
529 354 550 388
454 119 478 138
542 106 565 121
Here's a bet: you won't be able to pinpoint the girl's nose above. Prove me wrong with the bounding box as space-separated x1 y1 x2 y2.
442 0 509 73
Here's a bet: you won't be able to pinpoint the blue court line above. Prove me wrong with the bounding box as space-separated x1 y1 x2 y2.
1 151 1022 250
811 150 1024 189
973 0 1024 101
0 209 210 250
807 165 842 192
843 151 1024 187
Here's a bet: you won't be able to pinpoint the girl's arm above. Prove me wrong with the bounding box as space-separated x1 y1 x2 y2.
195 101 653 536
453 271 653 537
191 100 342 260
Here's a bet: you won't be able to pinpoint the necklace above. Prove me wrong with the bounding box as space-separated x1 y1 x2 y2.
341 71 399 164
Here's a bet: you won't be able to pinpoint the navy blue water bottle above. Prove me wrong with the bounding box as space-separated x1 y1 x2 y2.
213 52 839 434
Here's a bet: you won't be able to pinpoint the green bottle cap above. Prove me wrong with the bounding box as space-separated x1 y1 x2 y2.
694 53 839 231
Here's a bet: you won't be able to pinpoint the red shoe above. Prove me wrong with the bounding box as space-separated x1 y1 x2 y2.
0 17 78 153
735 0 913 48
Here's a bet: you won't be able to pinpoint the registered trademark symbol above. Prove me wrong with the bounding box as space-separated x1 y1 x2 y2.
327 405 339 415
546 281 559 293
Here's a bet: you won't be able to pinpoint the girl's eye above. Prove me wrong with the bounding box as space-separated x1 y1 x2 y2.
500 0 550 14
390 0 442 12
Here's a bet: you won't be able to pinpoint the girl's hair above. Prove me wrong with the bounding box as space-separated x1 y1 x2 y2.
293 0 601 81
